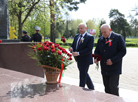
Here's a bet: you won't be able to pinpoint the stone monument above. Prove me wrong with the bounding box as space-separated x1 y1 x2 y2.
0 0 9 39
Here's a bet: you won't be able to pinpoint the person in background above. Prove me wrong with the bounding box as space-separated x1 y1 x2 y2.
69 23 94 90
21 30 31 42
31 26 42 42
94 24 126 96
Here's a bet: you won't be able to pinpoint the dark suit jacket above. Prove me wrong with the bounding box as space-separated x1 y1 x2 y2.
31 33 42 42
21 35 31 42
94 31 126 76
71 33 94 66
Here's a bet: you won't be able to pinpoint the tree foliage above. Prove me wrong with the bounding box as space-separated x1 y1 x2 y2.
23 6 50 40
8 0 41 40
128 5 138 37
99 19 106 37
49 0 87 43
109 9 131 41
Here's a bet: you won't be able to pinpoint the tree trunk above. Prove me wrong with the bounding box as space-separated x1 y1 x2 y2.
66 20 69 40
50 23 55 43
135 26 136 37
18 14 22 40
50 0 55 43
123 30 126 41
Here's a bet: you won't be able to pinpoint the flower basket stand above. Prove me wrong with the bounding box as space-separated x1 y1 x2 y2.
42 65 60 84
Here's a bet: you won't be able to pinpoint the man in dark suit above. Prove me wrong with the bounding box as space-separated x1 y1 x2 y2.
69 23 94 90
21 30 31 42
94 24 126 96
31 26 42 42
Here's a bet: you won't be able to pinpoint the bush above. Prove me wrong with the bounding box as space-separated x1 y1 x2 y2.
57 43 138 48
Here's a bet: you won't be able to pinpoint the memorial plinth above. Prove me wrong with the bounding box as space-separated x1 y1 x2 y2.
0 42 43 77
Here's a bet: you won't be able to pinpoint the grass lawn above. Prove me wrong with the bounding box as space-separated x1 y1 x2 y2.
55 38 98 43
125 38 138 44
42 38 138 49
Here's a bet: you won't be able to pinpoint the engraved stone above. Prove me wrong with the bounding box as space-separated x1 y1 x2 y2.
0 0 9 39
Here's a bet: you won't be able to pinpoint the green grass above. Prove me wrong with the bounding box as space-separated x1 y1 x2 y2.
125 38 138 48
42 38 138 48
125 38 138 44
55 39 73 43
55 38 98 43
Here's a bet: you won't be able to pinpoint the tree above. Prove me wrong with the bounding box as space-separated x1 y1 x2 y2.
86 18 101 37
109 9 131 41
64 20 69 39
23 6 51 40
128 6 138 37
86 20 95 30
9 0 41 40
55 21 65 38
130 18 138 37
70 19 83 37
48 0 87 43
99 19 106 37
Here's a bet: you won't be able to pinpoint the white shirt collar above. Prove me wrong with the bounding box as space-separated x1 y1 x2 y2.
80 32 87 37
108 31 112 38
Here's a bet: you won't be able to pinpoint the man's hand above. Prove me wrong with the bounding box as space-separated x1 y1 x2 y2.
94 59 98 64
69 47 73 52
72 52 79 56
106 59 113 65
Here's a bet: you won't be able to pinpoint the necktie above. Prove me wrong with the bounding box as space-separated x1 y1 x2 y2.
105 38 109 42
76 35 82 51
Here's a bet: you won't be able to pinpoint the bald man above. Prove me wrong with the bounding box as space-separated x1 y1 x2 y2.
69 23 94 90
94 24 126 96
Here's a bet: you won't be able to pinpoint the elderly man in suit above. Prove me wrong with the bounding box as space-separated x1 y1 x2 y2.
94 24 126 96
69 23 94 90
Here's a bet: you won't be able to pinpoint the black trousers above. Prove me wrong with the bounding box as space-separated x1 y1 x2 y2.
102 75 119 96
77 63 94 89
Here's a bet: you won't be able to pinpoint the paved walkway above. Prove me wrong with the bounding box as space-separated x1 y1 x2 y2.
62 48 138 102
62 48 138 101
61 76 138 102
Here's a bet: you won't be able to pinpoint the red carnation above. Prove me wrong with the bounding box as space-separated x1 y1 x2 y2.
58 47 63 50
54 44 59 48
51 45 55 49
92 54 101 61
58 51 62 55
46 43 49 47
61 36 66 43
51 49 55 53
91 54 96 59
63 38 66 43
96 54 101 61
43 46 49 51
32 46 36 49
62 49 67 53
37 47 42 51
91 54 101 70
70 57 72 60
67 53 72 57
49 42 53 45
91 54 95 57
44 41 48 45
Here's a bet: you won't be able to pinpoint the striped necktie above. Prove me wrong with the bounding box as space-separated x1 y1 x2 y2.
76 35 82 51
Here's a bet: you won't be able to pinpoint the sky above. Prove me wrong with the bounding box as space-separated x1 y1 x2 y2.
69 0 138 24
